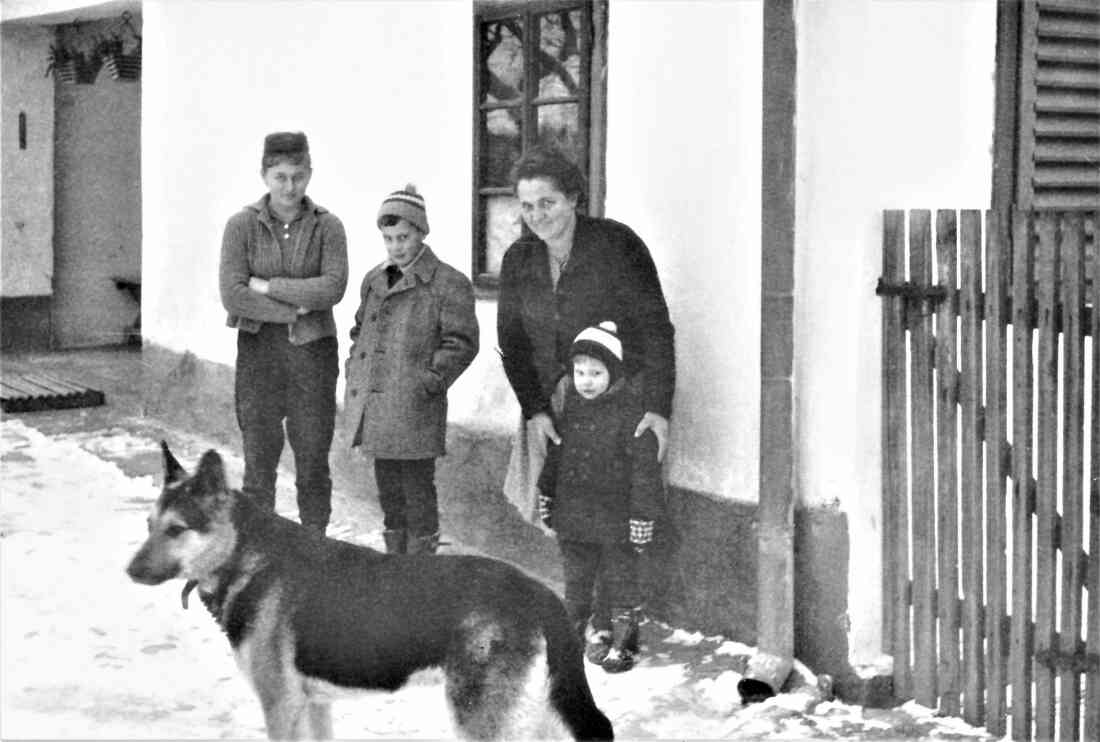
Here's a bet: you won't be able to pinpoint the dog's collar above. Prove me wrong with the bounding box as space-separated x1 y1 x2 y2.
181 579 199 609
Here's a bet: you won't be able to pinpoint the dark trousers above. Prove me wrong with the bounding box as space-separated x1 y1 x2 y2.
235 325 338 528
559 539 640 629
374 458 439 537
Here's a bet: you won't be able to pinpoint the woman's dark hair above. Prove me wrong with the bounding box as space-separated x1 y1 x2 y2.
509 145 587 203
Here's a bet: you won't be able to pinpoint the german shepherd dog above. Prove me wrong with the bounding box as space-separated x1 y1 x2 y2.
126 443 614 741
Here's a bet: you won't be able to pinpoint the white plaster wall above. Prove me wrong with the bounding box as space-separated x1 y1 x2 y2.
141 0 765 503
140 0 475 365
794 0 996 664
1 23 54 297
606 0 763 501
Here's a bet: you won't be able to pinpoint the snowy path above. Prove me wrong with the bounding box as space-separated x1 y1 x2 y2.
0 419 453 739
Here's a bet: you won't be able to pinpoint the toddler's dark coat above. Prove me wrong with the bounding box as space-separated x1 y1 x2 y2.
538 379 665 543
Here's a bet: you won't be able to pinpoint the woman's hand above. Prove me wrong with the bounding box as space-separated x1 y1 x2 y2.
531 411 561 445
634 412 669 461
248 277 270 295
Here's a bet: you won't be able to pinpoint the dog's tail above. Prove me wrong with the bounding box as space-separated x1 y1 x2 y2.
540 591 614 741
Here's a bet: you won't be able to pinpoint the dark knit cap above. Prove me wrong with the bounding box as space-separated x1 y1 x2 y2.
570 320 624 384
263 131 309 159
377 184 430 235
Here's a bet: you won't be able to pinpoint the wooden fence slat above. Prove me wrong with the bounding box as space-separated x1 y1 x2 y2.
885 207 1096 740
1010 208 1035 742
935 209 962 717
883 210 912 700
909 209 938 707
985 209 1010 737
958 209 985 726
1086 211 1100 742
1032 212 1060 741
1057 213 1086 741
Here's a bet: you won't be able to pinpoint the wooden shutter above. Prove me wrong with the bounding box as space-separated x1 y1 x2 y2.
1015 0 1100 211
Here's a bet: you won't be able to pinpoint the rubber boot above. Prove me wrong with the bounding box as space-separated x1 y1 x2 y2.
407 531 440 555
585 605 613 665
601 610 640 673
382 528 407 554
584 623 613 666
566 601 611 664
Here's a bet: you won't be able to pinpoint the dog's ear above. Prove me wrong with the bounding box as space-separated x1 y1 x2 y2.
194 450 228 495
161 441 187 485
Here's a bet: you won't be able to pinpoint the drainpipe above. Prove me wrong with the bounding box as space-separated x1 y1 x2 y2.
738 0 797 704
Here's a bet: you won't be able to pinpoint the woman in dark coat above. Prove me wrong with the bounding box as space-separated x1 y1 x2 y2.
496 146 676 524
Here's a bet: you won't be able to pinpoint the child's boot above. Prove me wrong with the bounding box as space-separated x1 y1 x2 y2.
382 528 407 554
584 612 613 665
601 609 640 673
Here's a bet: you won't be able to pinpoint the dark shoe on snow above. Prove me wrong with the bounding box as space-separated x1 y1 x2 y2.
600 646 637 673
601 610 640 672
585 628 612 665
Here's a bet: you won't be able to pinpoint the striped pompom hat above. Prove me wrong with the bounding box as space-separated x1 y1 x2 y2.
570 320 623 383
377 184 429 235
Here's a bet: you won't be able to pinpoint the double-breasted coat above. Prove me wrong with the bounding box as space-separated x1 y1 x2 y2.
343 247 478 459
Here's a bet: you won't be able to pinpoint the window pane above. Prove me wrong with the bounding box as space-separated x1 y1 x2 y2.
481 109 522 187
481 18 524 104
483 194 522 276
537 103 581 164
539 9 583 98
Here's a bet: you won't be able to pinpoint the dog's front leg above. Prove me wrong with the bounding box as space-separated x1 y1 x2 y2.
302 702 332 740
250 667 308 741
244 640 311 739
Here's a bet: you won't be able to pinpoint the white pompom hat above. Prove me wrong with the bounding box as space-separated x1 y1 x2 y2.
570 320 623 382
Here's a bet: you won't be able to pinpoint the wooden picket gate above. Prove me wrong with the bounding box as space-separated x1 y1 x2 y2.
880 209 1099 741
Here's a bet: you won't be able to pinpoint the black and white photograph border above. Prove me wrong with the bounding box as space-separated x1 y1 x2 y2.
2 0 1096 740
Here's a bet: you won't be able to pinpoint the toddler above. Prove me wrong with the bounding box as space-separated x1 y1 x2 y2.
538 321 664 673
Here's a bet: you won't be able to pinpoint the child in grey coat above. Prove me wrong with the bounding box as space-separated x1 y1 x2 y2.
344 185 478 554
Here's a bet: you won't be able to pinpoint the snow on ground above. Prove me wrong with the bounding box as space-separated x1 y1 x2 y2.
1 417 996 740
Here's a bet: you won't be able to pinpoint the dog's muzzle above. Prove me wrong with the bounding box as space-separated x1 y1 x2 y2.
126 544 180 585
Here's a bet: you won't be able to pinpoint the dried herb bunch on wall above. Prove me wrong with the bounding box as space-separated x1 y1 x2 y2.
99 11 141 81
45 25 100 85
44 12 141 85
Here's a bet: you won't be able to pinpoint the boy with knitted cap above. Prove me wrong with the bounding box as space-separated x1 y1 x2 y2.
344 185 478 555
537 320 665 673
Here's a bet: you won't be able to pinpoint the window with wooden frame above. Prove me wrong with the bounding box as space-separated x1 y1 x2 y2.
472 0 608 289
992 0 1100 215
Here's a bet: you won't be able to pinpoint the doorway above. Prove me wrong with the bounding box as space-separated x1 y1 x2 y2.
51 15 141 348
